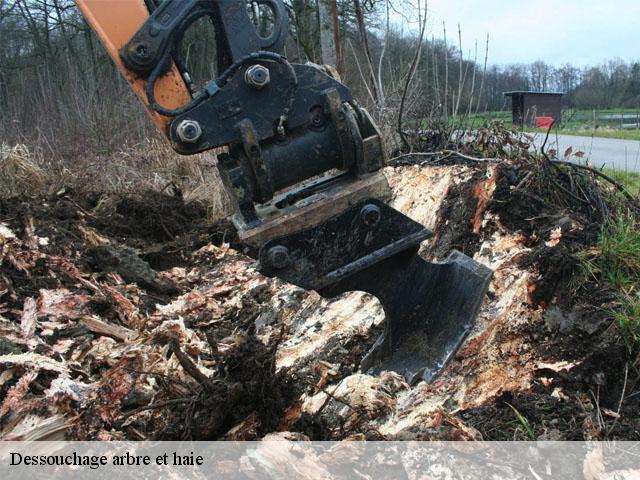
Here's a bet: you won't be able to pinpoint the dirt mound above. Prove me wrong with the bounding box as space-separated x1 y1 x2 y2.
0 158 637 441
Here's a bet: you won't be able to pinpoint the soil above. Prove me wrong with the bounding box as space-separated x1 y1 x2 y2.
1 160 638 441
460 164 639 440
0 189 295 440
427 168 488 260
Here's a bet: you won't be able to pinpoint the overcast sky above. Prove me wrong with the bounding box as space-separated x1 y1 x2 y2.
390 0 640 67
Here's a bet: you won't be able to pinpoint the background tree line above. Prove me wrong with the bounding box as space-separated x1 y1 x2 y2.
2 0 639 160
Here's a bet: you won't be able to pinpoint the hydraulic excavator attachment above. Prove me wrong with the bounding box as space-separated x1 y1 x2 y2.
75 0 492 384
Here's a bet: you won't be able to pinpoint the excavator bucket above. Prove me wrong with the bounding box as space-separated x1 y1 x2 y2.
259 197 493 385
77 0 491 383
329 250 492 384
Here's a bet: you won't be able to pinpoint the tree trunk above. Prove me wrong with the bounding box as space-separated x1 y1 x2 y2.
353 0 377 102
329 0 342 74
317 0 336 67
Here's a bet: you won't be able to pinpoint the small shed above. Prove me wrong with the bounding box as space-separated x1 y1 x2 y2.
504 91 564 127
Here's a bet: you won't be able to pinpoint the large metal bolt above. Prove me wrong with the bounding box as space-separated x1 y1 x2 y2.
245 65 270 89
176 120 202 144
267 245 291 270
134 43 149 59
360 204 381 227
311 113 324 128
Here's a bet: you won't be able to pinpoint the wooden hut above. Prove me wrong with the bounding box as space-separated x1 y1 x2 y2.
504 91 564 127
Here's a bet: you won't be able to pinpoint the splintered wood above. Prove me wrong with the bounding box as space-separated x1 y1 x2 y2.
0 163 600 441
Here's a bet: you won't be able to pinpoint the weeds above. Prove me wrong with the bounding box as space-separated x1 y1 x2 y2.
613 295 640 356
505 403 535 440
581 211 640 356
604 169 640 197
0 140 232 221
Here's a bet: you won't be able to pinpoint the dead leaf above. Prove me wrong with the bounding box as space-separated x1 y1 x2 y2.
564 146 573 158
545 227 562 247
602 408 621 419
574 151 585 158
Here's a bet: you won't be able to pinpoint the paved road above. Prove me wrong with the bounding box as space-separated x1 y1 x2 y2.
531 134 640 172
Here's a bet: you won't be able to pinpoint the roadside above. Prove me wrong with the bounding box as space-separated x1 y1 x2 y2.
530 133 640 173
470 109 640 142
528 128 640 142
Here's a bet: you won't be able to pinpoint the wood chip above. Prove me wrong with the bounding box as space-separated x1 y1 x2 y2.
80 316 135 341
20 297 37 338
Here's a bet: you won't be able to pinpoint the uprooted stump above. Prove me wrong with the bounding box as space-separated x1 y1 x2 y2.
0 139 638 440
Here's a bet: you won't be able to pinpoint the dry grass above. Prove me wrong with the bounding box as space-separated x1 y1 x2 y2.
0 143 46 197
0 139 233 221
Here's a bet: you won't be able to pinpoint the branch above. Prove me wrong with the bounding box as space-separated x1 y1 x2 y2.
398 0 428 150
551 160 640 206
121 398 192 419
389 152 441 163
353 0 378 102
376 0 390 108
443 150 499 162
169 337 213 388
348 39 375 104
389 150 498 164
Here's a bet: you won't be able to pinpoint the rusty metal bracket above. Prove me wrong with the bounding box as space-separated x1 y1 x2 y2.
258 198 431 289
324 89 357 171
238 119 274 203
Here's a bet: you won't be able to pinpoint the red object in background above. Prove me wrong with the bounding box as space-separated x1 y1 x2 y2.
535 116 555 129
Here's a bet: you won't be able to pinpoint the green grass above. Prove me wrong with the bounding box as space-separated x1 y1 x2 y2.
602 213 640 355
581 212 640 355
614 297 640 355
604 169 640 196
598 214 640 289
469 109 640 141
506 403 536 440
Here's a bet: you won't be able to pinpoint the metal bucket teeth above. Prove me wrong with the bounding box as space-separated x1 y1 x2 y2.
321 250 493 385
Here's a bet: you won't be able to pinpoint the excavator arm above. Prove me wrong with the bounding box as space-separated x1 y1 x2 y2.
75 0 192 132
75 0 492 384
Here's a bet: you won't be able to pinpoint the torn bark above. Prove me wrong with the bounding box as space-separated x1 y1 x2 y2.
0 139 635 440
